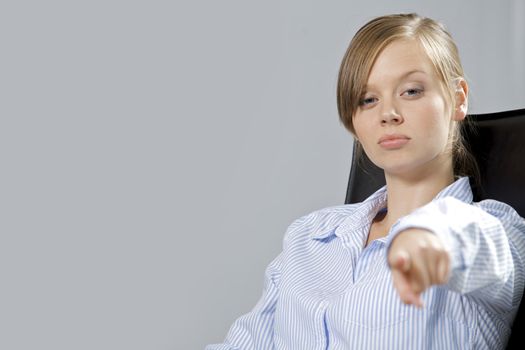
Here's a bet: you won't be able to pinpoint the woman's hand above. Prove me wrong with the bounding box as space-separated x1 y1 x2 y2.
387 228 450 308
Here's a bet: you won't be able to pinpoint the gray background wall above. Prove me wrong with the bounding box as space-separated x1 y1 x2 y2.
1 1 523 349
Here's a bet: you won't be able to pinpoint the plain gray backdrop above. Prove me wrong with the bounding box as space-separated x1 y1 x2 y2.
1 1 524 349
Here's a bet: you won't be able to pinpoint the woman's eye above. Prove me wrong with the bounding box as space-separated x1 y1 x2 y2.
403 88 423 97
359 97 377 106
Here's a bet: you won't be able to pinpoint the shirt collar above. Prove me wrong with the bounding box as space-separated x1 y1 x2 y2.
310 185 388 241
433 176 473 203
310 176 473 241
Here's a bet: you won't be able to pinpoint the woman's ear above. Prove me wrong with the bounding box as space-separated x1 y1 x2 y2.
453 78 468 121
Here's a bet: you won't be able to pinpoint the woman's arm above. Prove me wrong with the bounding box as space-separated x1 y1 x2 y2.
206 252 282 350
206 211 316 349
386 197 525 314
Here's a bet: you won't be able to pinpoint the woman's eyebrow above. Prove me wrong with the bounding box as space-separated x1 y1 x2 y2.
365 69 428 91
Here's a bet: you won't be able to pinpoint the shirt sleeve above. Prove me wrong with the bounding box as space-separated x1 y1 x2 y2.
205 211 317 349
205 251 283 350
386 196 525 314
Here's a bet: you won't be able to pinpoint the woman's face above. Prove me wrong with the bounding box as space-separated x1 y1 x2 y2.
352 39 460 178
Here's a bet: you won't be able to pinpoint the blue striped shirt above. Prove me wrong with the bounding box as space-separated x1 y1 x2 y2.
206 177 525 349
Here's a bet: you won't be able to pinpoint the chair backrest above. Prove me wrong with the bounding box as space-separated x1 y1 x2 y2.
344 108 525 349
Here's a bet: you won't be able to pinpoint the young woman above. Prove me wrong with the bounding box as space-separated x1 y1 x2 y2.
207 13 525 349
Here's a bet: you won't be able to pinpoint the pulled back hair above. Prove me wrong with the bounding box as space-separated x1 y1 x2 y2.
337 13 479 182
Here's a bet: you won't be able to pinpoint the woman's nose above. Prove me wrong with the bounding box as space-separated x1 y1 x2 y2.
381 107 404 125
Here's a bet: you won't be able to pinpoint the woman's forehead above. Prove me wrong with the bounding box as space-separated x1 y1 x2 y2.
365 40 437 87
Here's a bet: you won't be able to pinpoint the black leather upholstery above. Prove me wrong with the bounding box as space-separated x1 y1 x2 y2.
344 108 525 349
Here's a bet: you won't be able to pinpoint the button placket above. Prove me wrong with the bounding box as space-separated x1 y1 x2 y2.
354 241 383 282
315 298 329 349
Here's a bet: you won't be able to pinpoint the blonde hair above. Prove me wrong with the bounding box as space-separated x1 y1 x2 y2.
337 13 478 179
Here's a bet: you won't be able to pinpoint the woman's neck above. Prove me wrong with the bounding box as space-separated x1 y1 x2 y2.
379 168 455 229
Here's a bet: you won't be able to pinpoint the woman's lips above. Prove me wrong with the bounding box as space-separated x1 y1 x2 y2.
378 134 410 149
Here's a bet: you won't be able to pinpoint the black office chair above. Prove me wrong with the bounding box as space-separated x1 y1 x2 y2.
344 108 525 349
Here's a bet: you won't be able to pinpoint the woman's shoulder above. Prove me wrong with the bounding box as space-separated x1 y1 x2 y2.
474 199 523 222
473 199 525 241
